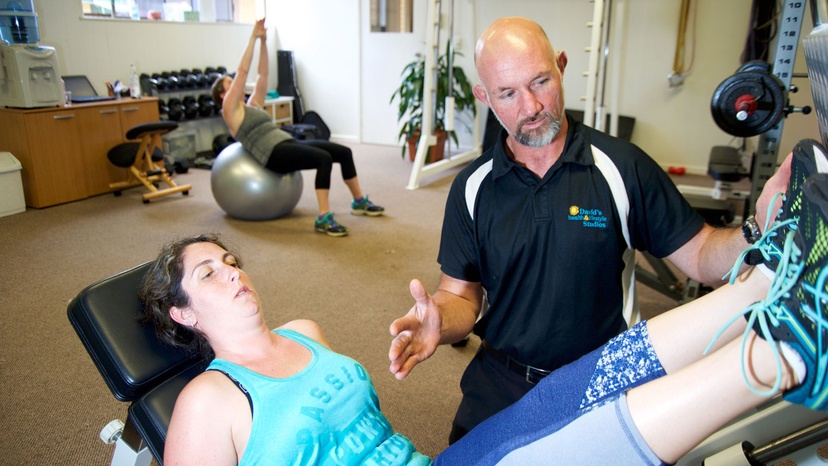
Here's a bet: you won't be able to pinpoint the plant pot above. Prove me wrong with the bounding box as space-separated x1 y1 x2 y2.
406 130 448 163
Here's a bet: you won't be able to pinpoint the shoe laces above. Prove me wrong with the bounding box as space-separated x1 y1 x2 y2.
726 192 797 284
707 226 805 396
325 214 344 229
355 196 375 208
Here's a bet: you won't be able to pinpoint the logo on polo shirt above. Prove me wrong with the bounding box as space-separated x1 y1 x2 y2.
568 205 608 229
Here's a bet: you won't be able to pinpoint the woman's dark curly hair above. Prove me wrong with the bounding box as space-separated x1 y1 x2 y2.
138 233 242 357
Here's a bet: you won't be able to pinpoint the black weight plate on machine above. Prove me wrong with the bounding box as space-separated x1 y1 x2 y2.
737 60 771 74
710 71 785 137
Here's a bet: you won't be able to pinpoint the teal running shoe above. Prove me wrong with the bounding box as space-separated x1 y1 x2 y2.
710 172 828 409
314 212 349 237
351 195 385 216
734 139 828 274
776 173 828 409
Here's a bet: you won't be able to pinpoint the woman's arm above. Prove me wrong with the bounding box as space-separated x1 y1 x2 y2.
246 21 269 109
222 18 267 129
164 372 250 466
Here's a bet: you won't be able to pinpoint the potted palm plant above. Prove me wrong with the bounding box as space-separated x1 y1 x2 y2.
390 46 477 163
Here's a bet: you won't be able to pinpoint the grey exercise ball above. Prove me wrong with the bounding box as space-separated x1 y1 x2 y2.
211 142 303 220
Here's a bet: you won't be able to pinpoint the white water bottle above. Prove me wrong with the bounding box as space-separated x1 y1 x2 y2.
129 64 140 98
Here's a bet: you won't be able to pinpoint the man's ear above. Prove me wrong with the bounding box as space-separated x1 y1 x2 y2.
472 84 490 106
556 50 568 76
170 306 195 327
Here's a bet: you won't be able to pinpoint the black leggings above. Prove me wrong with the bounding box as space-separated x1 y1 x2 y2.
265 139 357 190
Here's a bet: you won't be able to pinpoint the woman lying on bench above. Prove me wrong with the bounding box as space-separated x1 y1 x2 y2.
140 203 827 466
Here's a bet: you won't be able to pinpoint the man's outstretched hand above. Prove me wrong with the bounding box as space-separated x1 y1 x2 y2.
388 279 443 380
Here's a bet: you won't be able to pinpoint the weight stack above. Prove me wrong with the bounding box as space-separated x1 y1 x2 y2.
803 5 828 147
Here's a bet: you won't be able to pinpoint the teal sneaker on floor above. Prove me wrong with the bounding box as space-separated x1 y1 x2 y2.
314 212 349 237
351 195 385 216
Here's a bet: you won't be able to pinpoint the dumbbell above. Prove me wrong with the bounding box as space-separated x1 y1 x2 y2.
139 73 158 96
152 73 168 90
191 68 207 87
166 97 185 121
206 71 222 87
164 72 180 89
182 95 199 119
157 98 169 117
179 69 197 88
197 94 215 117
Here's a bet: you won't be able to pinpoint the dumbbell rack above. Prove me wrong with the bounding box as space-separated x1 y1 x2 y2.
145 68 228 157
748 1 808 212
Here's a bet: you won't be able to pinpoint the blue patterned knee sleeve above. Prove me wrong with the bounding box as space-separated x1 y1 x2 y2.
580 320 666 410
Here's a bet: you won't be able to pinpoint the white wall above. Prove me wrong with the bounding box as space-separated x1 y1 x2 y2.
38 1 255 97
265 0 361 142
32 0 820 173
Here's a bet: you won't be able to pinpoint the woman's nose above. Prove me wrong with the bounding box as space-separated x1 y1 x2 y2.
223 264 239 282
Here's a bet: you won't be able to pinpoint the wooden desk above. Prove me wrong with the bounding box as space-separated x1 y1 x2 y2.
264 96 294 127
0 97 160 208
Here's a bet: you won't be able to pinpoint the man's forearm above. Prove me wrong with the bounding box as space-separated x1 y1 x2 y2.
697 226 749 285
433 290 479 345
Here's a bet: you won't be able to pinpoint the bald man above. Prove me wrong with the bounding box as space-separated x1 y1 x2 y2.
389 16 789 442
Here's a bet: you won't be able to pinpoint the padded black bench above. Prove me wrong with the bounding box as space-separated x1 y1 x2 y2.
68 262 209 465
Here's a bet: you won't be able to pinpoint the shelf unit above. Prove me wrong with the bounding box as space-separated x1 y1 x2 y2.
0 98 160 207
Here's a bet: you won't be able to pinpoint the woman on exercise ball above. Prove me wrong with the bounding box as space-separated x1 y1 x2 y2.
211 18 383 237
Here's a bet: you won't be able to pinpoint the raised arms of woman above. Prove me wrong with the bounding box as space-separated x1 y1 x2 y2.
222 18 267 129
246 19 269 109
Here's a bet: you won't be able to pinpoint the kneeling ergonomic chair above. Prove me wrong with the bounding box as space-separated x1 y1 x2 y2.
107 122 192 204
68 262 209 466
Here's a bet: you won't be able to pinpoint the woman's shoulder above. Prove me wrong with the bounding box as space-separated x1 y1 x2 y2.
277 319 332 348
172 370 248 422
184 369 241 400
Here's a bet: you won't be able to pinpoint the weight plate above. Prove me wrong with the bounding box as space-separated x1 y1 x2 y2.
711 71 785 137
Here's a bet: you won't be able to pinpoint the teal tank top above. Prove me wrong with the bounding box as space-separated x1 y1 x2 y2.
206 329 432 466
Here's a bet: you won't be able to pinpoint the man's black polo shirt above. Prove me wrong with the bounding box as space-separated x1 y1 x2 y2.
438 116 704 371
